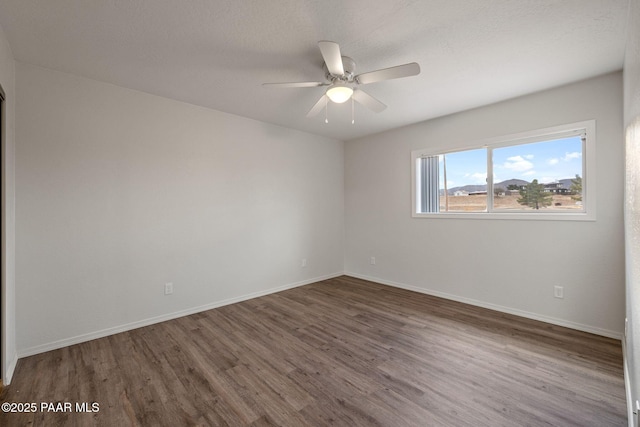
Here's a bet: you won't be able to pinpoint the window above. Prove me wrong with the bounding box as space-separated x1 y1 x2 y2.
411 121 595 220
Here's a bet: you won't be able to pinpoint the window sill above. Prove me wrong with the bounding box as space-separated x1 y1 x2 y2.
411 211 595 221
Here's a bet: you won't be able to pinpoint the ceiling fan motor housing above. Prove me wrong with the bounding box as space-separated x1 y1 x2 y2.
324 56 356 82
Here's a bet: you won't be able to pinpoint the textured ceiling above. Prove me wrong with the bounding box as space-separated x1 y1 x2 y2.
0 0 630 141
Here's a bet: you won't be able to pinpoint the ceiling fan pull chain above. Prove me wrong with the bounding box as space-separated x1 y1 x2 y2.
325 101 328 123
352 97 355 124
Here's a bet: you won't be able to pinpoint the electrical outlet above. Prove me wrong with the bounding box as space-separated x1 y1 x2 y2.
370 256 376 265
165 282 173 295
554 285 564 299
301 258 307 268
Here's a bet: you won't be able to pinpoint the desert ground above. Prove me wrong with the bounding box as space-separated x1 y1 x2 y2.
440 194 582 212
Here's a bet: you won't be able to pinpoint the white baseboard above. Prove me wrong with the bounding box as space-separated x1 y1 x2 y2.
623 338 635 427
3 353 18 385
345 272 623 340
18 272 344 358
17 271 622 359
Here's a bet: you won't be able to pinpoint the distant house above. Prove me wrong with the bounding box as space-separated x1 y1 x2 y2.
454 190 469 196
544 182 570 194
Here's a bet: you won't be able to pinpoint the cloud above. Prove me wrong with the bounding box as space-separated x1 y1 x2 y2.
522 170 537 176
547 158 559 165
503 155 534 172
523 154 534 160
464 172 486 184
563 152 582 161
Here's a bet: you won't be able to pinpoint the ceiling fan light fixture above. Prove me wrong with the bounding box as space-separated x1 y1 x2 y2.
326 83 353 103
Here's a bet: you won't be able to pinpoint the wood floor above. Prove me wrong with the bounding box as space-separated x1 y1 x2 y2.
0 276 626 426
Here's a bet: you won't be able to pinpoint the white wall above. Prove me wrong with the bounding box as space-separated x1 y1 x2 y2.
625 0 640 125
15 63 344 355
624 0 640 421
0 22 17 384
345 72 624 338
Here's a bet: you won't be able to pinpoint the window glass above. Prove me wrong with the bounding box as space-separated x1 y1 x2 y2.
492 136 583 211
439 148 487 212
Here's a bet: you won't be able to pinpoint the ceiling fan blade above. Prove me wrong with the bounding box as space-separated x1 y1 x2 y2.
352 89 386 113
355 62 420 85
306 95 329 117
318 41 345 76
262 81 327 88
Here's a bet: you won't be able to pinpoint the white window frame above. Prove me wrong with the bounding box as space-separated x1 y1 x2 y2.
411 120 596 221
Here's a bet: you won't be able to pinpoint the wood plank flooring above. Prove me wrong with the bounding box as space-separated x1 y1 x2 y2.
0 276 627 426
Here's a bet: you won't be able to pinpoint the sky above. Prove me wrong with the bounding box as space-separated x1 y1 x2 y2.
439 136 583 189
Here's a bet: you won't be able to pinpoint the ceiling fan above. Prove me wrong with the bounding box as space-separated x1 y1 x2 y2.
263 41 420 120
